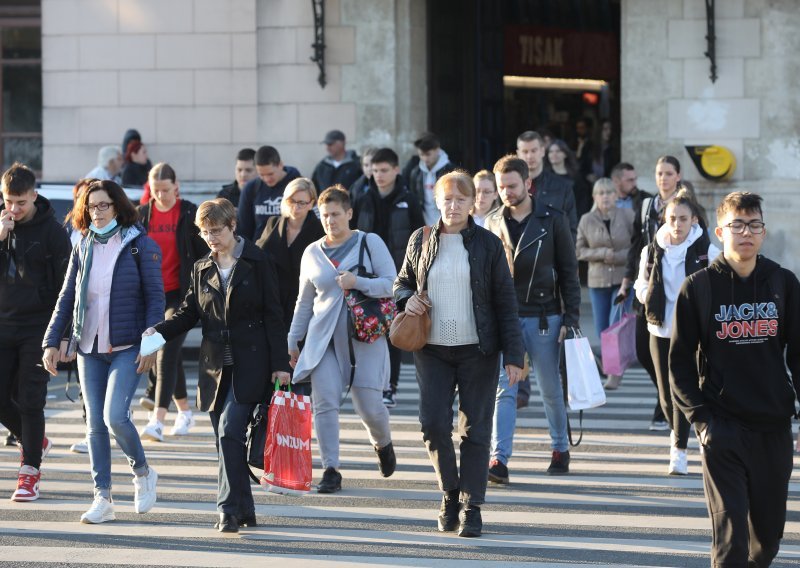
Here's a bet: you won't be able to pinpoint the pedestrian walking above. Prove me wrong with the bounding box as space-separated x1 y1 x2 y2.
486 155 581 481
633 190 719 475
149 198 290 533
136 163 208 441
288 186 397 494
576 177 635 389
43 179 163 523
670 191 799 566
470 170 499 227
394 171 524 537
1 163 71 502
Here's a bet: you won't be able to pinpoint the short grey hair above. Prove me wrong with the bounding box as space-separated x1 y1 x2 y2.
98 145 121 168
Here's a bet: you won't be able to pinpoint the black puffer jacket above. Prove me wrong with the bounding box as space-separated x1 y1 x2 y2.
531 170 577 240
137 200 209 297
311 150 362 193
0 195 72 327
485 203 581 328
353 176 424 269
394 218 525 367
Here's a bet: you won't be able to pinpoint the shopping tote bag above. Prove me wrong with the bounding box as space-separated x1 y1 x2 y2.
600 307 637 376
260 385 313 495
564 331 606 411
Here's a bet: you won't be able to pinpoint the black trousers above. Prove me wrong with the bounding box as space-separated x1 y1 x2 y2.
700 417 793 567
414 344 499 506
649 334 689 448
636 313 665 423
388 342 401 393
0 325 49 468
149 292 189 409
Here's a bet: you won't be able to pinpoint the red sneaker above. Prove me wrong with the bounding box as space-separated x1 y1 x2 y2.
11 465 40 502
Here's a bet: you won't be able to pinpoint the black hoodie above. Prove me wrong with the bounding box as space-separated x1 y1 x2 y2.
669 254 800 431
0 195 72 327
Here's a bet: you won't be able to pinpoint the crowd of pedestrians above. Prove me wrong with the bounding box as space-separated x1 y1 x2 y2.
0 123 797 565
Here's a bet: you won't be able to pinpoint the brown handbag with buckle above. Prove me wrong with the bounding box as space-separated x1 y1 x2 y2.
389 226 432 352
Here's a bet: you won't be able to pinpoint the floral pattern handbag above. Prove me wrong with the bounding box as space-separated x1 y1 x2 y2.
344 236 397 343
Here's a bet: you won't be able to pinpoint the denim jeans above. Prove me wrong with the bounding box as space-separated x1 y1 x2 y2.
414 344 500 506
588 286 633 340
209 368 255 516
78 345 148 497
491 314 567 464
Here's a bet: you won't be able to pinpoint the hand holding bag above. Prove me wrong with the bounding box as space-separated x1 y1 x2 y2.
389 226 432 352
600 304 637 376
564 329 606 411
260 382 313 495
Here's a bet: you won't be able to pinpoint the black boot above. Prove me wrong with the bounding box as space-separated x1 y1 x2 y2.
458 504 482 538
375 442 396 478
437 489 460 532
217 513 238 533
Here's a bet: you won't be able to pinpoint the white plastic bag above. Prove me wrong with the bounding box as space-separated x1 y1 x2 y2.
564 331 606 411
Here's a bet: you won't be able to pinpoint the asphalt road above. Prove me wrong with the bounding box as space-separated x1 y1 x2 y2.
1 362 798 568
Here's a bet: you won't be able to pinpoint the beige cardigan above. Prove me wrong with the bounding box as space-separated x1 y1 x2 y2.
576 207 635 288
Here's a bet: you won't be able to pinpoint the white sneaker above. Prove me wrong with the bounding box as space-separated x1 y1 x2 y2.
140 418 164 442
133 467 158 514
668 447 688 475
80 496 115 524
70 437 89 454
169 411 196 436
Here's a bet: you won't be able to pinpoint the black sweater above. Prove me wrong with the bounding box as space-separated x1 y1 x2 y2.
669 255 800 431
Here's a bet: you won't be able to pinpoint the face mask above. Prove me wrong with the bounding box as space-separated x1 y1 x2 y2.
89 218 118 235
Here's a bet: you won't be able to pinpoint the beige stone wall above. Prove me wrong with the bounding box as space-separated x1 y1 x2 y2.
41 0 427 183
621 0 800 272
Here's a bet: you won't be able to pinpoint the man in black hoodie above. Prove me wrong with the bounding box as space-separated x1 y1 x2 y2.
670 191 800 567
352 148 424 408
0 163 71 502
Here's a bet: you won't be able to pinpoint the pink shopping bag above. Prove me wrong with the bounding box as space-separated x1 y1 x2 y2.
601 313 637 376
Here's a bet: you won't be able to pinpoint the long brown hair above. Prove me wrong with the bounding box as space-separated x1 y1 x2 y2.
72 180 138 232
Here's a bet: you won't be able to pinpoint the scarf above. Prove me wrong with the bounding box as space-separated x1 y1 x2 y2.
73 222 124 343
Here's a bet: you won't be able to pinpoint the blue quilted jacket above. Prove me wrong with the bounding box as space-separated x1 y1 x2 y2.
43 224 165 350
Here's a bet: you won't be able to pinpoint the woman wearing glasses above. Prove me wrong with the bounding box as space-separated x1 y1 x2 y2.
149 198 290 533
256 178 324 335
43 180 164 524
633 189 720 476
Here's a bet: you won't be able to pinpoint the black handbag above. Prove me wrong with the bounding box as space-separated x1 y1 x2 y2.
246 402 269 483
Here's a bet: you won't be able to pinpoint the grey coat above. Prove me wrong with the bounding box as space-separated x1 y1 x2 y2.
288 231 396 390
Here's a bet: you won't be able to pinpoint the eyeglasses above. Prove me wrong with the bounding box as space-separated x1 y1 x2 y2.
200 227 227 239
723 220 766 234
87 202 113 212
287 199 311 207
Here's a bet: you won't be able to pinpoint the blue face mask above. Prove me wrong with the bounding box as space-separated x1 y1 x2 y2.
89 218 118 235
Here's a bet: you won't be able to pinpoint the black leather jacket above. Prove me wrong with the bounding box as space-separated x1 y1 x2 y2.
394 218 525 367
485 203 581 328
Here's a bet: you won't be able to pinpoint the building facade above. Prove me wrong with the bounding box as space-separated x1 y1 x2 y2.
1 0 797 268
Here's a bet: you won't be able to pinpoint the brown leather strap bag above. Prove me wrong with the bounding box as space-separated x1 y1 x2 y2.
389 226 432 352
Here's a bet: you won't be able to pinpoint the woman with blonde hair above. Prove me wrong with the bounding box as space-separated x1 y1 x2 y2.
470 170 499 227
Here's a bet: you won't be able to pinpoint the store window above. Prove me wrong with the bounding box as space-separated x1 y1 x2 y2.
0 3 42 173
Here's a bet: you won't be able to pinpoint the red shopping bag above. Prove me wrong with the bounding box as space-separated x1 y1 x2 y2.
600 312 637 376
260 386 313 495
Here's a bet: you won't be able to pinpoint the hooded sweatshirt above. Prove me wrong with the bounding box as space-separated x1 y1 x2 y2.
417 149 453 225
670 255 800 431
237 166 301 241
0 195 72 327
634 224 720 338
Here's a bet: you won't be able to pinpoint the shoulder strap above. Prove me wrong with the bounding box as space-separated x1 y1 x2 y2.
641 197 653 230
417 226 432 292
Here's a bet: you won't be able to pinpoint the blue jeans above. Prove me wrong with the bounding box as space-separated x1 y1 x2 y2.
78 345 148 497
588 285 633 340
491 314 567 463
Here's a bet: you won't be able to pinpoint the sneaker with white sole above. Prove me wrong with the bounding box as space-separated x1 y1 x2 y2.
80 495 115 524
11 465 40 502
169 411 196 436
668 447 688 475
70 437 89 454
133 467 158 513
140 418 163 442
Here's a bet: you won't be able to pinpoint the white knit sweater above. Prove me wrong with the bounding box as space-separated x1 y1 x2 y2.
426 233 479 346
